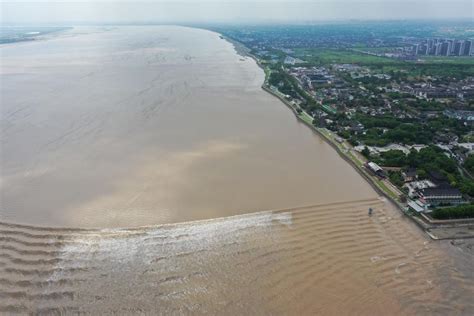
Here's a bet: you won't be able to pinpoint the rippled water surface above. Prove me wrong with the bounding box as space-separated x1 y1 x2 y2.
0 26 473 314
1 199 473 314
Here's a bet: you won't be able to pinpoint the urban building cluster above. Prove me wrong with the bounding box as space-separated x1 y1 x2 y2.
413 38 473 56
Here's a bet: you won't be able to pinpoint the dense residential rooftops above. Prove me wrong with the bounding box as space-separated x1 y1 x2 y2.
428 170 448 184
421 187 462 197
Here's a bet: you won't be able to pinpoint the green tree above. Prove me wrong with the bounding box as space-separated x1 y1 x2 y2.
431 204 474 220
361 146 371 159
388 171 404 187
464 155 474 174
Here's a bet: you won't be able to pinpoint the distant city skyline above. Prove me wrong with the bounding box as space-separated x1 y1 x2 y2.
1 0 473 25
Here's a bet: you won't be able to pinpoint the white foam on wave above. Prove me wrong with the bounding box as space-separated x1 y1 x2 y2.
49 210 293 279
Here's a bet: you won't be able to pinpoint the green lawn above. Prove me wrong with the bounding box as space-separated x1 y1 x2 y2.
376 180 400 201
298 112 313 125
293 48 401 66
419 56 474 65
263 66 271 79
290 47 474 78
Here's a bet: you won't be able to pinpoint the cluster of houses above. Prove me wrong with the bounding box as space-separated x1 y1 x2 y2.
290 67 336 89
444 110 474 122
333 63 391 80
288 64 473 126
403 169 465 213
398 79 474 102
283 56 305 65
364 161 466 214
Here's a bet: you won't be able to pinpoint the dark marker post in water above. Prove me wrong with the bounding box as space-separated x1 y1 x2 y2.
368 208 373 216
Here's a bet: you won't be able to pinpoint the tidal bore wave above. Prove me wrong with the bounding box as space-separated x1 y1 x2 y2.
1 198 473 315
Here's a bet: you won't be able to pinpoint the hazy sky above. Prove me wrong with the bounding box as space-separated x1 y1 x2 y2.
1 1 473 24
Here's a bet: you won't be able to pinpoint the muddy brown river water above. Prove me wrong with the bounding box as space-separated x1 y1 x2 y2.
0 26 473 314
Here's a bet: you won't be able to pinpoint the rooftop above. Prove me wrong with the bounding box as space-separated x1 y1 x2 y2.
421 187 462 197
